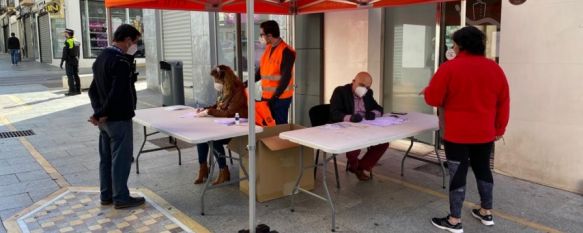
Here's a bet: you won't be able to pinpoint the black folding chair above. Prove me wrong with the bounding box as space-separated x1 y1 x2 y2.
309 104 341 189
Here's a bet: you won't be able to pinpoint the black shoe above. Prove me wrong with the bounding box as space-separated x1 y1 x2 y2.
101 199 113 205
114 196 145 209
64 92 76 96
431 216 463 233
472 209 495 226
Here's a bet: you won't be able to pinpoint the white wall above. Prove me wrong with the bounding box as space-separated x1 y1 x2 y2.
496 0 583 194
324 10 382 102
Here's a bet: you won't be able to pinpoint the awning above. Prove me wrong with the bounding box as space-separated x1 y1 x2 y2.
105 0 455 15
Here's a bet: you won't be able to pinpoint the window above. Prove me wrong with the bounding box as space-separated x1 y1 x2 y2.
80 0 145 58
50 17 66 59
216 13 289 80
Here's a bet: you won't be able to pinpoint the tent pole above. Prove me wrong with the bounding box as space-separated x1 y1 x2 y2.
246 0 257 233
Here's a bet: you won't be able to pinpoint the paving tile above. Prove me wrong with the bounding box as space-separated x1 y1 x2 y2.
0 174 19 186
0 193 32 211
15 170 50 182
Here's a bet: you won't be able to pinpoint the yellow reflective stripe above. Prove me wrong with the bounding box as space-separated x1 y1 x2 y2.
261 75 282 81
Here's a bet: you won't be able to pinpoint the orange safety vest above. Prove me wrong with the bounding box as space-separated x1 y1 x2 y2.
245 89 276 127
259 41 295 100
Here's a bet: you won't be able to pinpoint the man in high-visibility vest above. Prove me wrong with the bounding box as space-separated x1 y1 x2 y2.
256 20 295 125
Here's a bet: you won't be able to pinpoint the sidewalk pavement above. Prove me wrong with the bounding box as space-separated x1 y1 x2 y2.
0 53 582 233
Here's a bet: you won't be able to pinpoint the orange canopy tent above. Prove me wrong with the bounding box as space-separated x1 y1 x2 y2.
106 0 454 15
103 0 454 232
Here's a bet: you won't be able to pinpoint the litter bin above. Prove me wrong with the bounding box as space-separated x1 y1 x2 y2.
159 60 185 106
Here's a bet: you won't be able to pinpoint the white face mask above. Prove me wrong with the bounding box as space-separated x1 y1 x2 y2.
355 86 368 98
214 83 224 92
126 43 138 55
259 36 267 45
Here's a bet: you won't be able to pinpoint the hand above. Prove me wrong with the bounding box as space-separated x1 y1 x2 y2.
98 117 108 124
196 109 209 117
418 88 426 96
365 111 376 121
88 116 99 126
350 114 363 123
495 136 503 141
195 108 204 113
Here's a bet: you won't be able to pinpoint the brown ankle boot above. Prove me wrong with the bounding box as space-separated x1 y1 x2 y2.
194 163 209 184
212 167 231 185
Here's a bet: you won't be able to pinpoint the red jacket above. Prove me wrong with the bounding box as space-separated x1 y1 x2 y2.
424 52 510 144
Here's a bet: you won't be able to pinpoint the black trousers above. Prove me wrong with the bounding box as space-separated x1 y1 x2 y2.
66 63 80 92
444 140 494 218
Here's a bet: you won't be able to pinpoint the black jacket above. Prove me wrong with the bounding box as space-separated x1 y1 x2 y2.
7 37 20 49
330 84 383 123
89 47 137 121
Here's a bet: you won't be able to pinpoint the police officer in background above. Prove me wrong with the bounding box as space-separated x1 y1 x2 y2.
61 28 81 96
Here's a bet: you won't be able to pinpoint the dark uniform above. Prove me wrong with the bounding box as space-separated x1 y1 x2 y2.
61 29 81 95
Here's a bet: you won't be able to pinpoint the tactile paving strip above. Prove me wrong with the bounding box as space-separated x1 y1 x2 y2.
5 187 209 233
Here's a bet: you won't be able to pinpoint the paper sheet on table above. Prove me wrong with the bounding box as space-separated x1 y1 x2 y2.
362 116 407 127
214 118 249 125
322 122 351 130
164 105 191 111
179 112 198 118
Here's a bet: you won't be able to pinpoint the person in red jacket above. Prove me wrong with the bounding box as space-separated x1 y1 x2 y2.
423 26 510 233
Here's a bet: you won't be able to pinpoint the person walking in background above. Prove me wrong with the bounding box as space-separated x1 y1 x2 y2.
256 20 295 125
194 65 248 185
88 24 143 209
7 33 20 66
61 28 81 96
422 26 510 233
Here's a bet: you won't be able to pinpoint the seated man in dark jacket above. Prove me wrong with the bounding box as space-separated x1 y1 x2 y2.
330 72 389 181
88 24 143 209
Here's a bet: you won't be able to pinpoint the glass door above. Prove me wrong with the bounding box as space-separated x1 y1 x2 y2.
383 3 437 143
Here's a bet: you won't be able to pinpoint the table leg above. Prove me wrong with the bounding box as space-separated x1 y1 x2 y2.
201 141 215 215
400 137 415 177
136 126 148 174
290 145 305 212
435 142 447 189
173 137 182 166
322 153 336 232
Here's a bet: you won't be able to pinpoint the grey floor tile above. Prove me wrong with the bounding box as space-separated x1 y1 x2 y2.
0 193 32 211
0 174 19 186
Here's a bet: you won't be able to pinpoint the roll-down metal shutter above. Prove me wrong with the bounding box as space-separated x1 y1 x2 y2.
24 16 36 59
38 14 52 63
0 27 4 53
162 10 193 86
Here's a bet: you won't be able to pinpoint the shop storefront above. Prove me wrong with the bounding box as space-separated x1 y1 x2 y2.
80 0 144 58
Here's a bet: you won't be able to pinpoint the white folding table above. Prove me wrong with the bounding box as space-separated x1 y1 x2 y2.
279 112 444 232
133 106 263 215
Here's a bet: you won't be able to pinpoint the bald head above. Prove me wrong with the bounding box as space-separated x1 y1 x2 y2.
352 72 373 94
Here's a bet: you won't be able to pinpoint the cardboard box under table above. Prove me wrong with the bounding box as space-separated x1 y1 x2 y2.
229 124 315 202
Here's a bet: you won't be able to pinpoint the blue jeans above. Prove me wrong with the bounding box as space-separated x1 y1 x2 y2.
197 139 231 169
269 98 292 125
98 120 133 203
9 49 19 64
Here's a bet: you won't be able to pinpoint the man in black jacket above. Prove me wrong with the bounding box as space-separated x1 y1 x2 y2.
7 33 20 65
88 24 143 209
329 72 389 181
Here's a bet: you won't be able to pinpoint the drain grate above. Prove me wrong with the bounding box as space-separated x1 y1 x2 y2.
0 130 35 139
